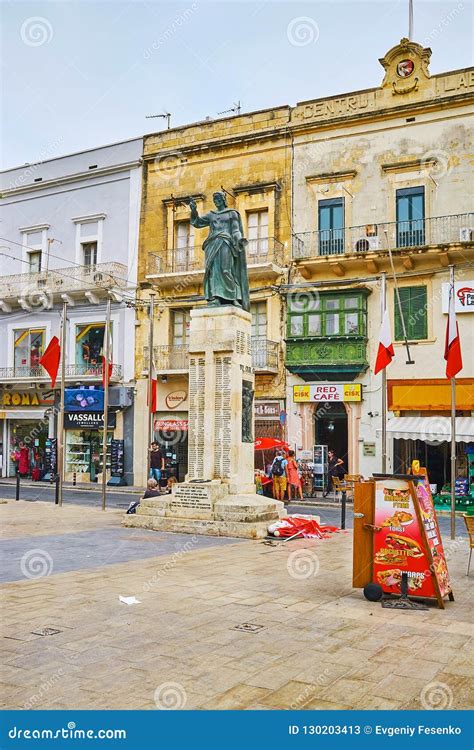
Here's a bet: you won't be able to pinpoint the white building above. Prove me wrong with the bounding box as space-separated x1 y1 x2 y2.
0 138 142 484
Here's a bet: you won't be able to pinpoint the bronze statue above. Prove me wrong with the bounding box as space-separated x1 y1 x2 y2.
189 191 250 312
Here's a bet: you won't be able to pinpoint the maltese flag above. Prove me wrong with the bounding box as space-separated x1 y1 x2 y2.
148 360 158 413
444 283 463 379
374 308 394 374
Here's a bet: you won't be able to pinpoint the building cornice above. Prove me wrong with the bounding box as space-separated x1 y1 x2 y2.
306 171 357 184
1 160 142 199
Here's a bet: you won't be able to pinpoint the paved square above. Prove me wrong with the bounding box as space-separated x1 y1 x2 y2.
1 501 472 710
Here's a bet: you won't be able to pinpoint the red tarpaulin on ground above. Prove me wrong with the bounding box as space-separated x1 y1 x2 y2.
268 515 340 539
254 437 289 451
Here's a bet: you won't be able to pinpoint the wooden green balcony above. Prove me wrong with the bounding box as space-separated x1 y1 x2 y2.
285 336 368 381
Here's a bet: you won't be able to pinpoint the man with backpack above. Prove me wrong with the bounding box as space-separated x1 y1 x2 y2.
270 450 288 503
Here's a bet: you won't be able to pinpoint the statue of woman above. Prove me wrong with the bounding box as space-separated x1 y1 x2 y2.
188 191 250 312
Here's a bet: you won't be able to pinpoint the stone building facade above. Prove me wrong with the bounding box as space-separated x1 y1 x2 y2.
287 39 474 487
134 108 293 484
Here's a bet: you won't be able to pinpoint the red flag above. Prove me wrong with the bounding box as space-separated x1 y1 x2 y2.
374 308 394 374
99 345 113 387
101 355 113 387
444 282 463 379
39 336 61 388
147 360 157 413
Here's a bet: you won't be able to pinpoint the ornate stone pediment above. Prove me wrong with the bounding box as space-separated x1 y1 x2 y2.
379 38 431 96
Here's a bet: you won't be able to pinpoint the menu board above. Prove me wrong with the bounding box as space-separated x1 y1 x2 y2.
373 476 453 607
411 468 452 599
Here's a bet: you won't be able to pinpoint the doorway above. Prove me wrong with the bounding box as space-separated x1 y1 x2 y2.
314 403 348 469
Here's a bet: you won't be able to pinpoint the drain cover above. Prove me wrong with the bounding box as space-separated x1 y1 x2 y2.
31 628 61 637
231 622 266 633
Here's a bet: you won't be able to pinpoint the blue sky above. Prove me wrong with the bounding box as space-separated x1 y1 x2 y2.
2 0 473 169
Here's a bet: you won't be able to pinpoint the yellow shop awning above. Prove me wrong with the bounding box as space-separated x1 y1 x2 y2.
378 417 474 443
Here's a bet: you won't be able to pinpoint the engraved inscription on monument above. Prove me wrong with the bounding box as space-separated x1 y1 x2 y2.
188 355 206 478
214 355 232 478
171 485 212 511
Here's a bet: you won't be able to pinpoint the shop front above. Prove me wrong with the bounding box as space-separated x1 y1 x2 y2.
152 379 189 482
386 379 474 506
0 387 55 478
64 386 129 483
292 383 363 474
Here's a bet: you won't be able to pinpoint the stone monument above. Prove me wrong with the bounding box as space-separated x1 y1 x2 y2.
124 192 283 537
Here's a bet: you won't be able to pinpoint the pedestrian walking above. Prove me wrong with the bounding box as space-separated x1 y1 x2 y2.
149 441 165 482
270 450 288 503
287 450 303 502
324 449 345 497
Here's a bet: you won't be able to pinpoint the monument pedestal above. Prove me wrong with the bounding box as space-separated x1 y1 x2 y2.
123 306 283 538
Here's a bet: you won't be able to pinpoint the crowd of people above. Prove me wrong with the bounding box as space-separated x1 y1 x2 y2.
256 447 346 503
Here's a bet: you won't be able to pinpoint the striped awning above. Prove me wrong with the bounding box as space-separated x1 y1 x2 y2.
378 417 474 443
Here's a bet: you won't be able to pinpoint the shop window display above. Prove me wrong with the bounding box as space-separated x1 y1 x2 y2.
14 329 45 374
9 421 48 478
65 430 112 482
75 323 112 372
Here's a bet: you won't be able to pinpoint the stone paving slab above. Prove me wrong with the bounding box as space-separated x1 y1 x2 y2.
0 500 472 711
0 526 243 583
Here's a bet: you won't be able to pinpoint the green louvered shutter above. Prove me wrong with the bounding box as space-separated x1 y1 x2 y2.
394 286 427 341
408 286 427 340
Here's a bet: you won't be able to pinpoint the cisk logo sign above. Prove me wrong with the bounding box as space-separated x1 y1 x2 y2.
442 281 474 313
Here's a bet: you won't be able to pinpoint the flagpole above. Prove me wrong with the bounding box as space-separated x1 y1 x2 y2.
381 272 388 474
408 0 414 40
147 292 156 479
449 265 456 540
57 300 67 507
101 297 112 512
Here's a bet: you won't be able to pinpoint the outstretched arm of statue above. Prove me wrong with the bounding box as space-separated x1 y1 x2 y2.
188 198 210 229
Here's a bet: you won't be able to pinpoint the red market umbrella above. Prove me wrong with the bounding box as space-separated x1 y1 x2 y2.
254 437 289 452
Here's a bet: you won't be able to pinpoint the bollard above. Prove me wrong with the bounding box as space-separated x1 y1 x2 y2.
54 475 60 505
341 489 347 530
16 473 20 501
73 471 76 487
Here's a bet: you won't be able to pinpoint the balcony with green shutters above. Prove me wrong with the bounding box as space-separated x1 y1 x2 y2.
285 290 369 381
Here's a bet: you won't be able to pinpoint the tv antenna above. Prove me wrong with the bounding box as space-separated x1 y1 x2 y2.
145 111 171 129
217 101 241 116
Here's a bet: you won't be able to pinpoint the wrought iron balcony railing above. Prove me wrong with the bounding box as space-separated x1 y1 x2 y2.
0 262 129 299
293 213 474 259
147 238 285 277
251 337 279 371
0 364 122 381
143 338 279 373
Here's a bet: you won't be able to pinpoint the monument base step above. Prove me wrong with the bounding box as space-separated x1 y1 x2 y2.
122 513 273 539
122 486 284 539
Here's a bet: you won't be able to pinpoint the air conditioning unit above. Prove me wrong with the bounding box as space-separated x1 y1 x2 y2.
459 227 474 242
354 236 380 253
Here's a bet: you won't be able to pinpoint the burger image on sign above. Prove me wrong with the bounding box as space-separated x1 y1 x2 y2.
165 390 187 409
397 59 414 78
